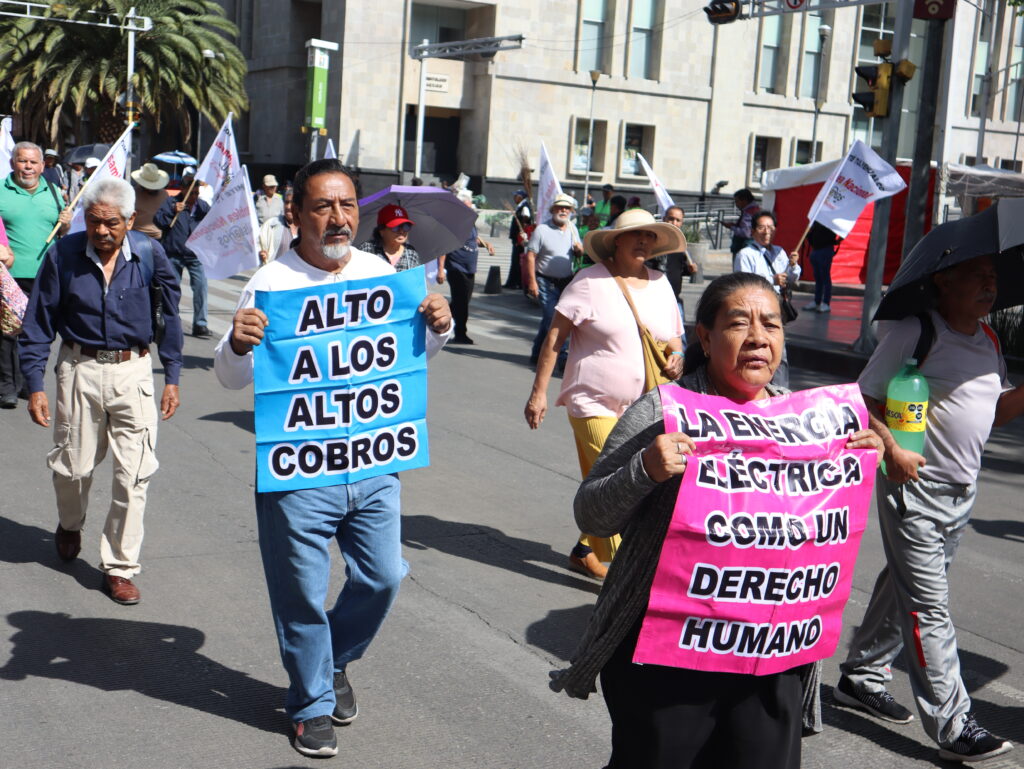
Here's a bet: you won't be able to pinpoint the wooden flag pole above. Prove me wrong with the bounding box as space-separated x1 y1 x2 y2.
169 176 199 227
44 183 85 244
789 220 814 259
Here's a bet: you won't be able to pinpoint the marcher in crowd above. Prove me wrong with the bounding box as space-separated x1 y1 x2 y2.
438 189 494 344
42 150 68 202
0 141 71 408
155 169 211 338
214 159 454 759
83 157 100 182
505 188 532 290
254 174 284 226
604 195 627 229
661 206 697 321
733 211 799 388
626 196 642 210
594 183 614 227
356 203 421 272
18 178 183 605
838 253 1024 763
802 221 842 314
68 161 85 201
130 163 170 240
524 193 583 366
725 188 760 257
525 209 684 580
0 216 13 268
552 272 883 769
259 188 299 264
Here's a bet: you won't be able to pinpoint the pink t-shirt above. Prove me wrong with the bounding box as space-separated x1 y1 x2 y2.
555 263 683 418
0 216 8 247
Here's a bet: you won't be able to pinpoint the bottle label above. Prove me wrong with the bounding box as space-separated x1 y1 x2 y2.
885 399 928 432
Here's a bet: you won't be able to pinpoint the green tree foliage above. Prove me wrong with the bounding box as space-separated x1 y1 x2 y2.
0 0 248 144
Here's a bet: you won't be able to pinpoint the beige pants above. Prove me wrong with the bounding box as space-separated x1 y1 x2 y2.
48 343 159 577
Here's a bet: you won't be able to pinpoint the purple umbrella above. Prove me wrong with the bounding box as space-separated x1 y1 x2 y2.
355 185 477 264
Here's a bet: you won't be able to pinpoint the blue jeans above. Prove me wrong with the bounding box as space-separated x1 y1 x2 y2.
169 253 208 329
255 474 408 722
809 247 834 306
531 273 569 361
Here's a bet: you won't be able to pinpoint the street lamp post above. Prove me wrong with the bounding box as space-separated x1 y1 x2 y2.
810 24 831 163
582 69 601 207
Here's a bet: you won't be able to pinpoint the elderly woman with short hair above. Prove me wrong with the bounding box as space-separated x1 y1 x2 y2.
524 209 685 580
551 272 883 769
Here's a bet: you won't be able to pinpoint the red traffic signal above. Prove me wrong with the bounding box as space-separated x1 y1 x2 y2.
704 1 741 24
852 63 892 118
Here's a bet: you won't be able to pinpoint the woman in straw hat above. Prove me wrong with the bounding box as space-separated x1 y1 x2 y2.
524 209 685 579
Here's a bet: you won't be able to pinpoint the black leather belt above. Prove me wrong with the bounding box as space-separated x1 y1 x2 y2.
65 341 149 363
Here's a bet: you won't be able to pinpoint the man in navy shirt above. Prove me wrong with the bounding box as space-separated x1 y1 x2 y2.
155 169 211 338
438 190 493 344
19 178 183 605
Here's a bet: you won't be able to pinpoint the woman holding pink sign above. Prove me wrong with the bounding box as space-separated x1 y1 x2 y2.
550 272 883 769
524 209 685 581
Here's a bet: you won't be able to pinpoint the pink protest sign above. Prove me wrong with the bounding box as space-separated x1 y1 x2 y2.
633 383 877 676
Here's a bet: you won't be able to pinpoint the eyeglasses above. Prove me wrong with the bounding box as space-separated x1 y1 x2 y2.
387 223 413 233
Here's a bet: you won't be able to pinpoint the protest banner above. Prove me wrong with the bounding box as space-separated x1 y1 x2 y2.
253 267 430 493
633 383 877 676
537 142 581 242
638 153 675 218
195 112 240 196
0 118 14 180
64 123 134 237
185 165 260 280
805 139 906 239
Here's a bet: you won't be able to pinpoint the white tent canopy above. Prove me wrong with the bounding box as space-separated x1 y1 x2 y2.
759 157 841 212
944 163 1024 198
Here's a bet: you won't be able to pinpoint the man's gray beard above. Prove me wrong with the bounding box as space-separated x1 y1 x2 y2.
323 242 351 261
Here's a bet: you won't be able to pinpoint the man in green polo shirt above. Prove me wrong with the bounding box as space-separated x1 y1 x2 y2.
0 141 71 407
593 183 614 227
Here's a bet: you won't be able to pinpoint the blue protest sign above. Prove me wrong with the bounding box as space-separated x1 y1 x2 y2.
253 267 430 492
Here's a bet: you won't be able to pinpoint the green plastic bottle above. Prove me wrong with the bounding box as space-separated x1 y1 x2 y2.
884 358 929 455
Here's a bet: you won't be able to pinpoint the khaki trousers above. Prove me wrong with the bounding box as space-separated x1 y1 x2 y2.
48 343 159 577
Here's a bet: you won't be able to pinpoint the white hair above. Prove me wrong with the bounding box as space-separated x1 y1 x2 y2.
11 141 42 161
81 177 136 220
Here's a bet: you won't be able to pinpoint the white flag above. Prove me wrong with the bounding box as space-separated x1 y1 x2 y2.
807 139 906 238
536 141 562 226
323 138 337 160
195 112 240 197
0 118 14 180
638 153 675 218
186 165 260 280
68 123 134 233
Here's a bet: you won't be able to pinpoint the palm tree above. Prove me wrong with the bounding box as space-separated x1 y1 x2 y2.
0 0 248 146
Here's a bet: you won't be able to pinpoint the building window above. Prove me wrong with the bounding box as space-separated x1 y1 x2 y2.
962 155 988 166
751 136 782 185
800 12 825 99
1000 158 1023 172
1007 19 1024 122
794 140 822 165
410 3 466 46
580 0 609 73
629 0 658 80
620 123 654 175
759 15 782 93
971 6 993 117
572 118 607 173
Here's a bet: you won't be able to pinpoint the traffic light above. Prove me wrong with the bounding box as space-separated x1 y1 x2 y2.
852 62 893 118
704 1 741 24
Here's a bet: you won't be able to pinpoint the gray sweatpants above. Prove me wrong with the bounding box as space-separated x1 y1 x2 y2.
840 475 975 748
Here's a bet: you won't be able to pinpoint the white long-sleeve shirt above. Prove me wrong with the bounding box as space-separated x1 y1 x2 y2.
214 246 452 390
733 243 801 293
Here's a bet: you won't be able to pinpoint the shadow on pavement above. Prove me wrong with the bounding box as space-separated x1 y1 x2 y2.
0 516 105 592
0 611 286 734
441 344 537 369
181 352 214 372
401 514 602 594
199 410 256 433
524 605 594 662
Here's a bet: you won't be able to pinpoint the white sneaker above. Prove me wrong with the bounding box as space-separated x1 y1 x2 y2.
802 301 819 311
817 303 831 313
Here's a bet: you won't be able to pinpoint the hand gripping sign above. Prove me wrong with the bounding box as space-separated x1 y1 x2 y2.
253 267 430 492
633 383 877 676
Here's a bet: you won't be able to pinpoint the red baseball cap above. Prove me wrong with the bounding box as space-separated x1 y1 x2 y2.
377 204 414 228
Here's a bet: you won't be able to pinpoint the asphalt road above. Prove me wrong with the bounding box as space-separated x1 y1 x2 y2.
1 265 1023 769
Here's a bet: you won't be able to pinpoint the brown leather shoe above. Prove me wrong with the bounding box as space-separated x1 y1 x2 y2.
568 552 608 580
55 525 81 562
105 575 140 605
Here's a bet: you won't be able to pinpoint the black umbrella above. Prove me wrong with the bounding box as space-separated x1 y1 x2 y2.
65 143 109 165
874 197 1024 321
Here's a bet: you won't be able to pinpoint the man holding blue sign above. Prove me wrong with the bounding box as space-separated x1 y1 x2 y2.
214 159 452 758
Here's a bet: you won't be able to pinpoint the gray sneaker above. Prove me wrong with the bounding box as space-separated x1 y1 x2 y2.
938 713 1012 763
332 670 358 724
833 676 914 724
293 715 337 757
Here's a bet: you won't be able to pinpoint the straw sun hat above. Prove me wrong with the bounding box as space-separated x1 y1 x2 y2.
583 208 686 262
130 162 169 191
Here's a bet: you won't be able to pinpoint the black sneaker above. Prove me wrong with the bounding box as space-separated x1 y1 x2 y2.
833 676 914 724
938 713 1012 762
192 325 212 339
292 715 337 757
332 670 358 724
